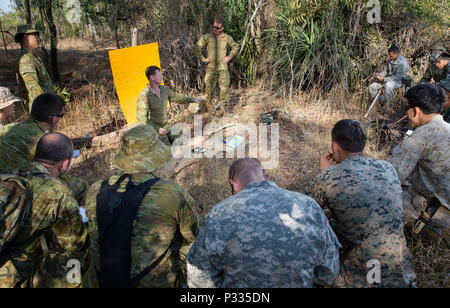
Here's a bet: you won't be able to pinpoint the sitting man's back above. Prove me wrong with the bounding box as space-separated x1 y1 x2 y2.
187 158 341 288
308 119 416 288
84 124 200 288
0 133 89 288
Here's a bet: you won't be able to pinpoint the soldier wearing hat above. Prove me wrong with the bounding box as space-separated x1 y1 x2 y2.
0 87 21 126
14 25 54 113
84 124 201 288
420 43 447 83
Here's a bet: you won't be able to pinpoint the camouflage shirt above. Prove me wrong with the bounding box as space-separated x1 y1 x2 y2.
390 115 450 210
420 62 445 83
15 48 54 111
307 155 416 288
136 85 194 130
0 162 89 288
84 173 201 288
380 54 410 84
195 33 239 72
0 117 45 171
0 117 88 205
187 180 341 288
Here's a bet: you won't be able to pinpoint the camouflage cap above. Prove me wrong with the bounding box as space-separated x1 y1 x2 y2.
0 87 21 109
14 24 39 42
432 43 446 52
113 124 172 173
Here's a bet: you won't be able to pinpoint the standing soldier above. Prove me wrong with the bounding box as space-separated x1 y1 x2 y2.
195 18 239 116
420 43 447 83
14 25 54 112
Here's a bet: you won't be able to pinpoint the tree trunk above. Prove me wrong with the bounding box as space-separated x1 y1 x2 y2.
131 27 138 46
255 0 278 81
44 0 59 81
25 0 32 25
0 20 8 57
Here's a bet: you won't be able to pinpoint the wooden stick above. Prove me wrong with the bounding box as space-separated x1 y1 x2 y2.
364 87 383 118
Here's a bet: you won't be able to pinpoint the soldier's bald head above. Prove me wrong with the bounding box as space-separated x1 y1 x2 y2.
229 158 265 187
34 133 74 164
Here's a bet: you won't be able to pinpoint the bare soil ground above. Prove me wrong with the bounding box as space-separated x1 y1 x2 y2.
1 39 448 288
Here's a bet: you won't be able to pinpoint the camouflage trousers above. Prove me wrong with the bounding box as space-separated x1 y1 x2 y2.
369 81 403 104
204 69 230 111
402 186 450 231
333 240 417 288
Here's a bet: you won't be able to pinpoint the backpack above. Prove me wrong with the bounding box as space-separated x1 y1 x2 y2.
0 173 33 261
96 174 176 288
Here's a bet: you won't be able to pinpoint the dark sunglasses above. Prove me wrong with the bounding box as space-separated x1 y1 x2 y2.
53 112 65 118
213 26 223 30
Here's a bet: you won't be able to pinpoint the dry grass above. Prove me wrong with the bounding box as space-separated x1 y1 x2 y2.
0 39 448 288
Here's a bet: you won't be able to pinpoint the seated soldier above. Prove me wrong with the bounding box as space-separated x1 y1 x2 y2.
136 66 204 145
420 43 446 83
390 84 450 233
0 133 89 288
369 45 410 106
187 158 341 288
307 119 416 288
84 124 201 288
0 87 21 127
0 93 87 205
435 53 450 90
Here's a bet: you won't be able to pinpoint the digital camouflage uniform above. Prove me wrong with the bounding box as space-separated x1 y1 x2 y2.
15 48 54 113
307 155 417 288
0 162 89 288
136 85 194 145
195 33 239 110
0 117 88 205
84 124 201 288
369 54 410 104
390 115 450 231
187 180 341 288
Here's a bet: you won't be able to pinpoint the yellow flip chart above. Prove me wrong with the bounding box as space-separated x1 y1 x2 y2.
109 42 162 124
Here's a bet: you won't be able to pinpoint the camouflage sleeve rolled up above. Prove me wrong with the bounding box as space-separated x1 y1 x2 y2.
195 34 208 62
168 88 195 105
136 89 150 124
226 35 239 60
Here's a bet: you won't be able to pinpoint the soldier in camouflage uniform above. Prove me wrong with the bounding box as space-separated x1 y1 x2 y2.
136 66 203 145
0 93 87 205
390 84 450 232
369 45 410 105
0 87 21 126
195 18 239 114
420 43 447 83
0 133 89 288
84 124 201 288
14 25 54 113
307 119 416 288
187 158 341 288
